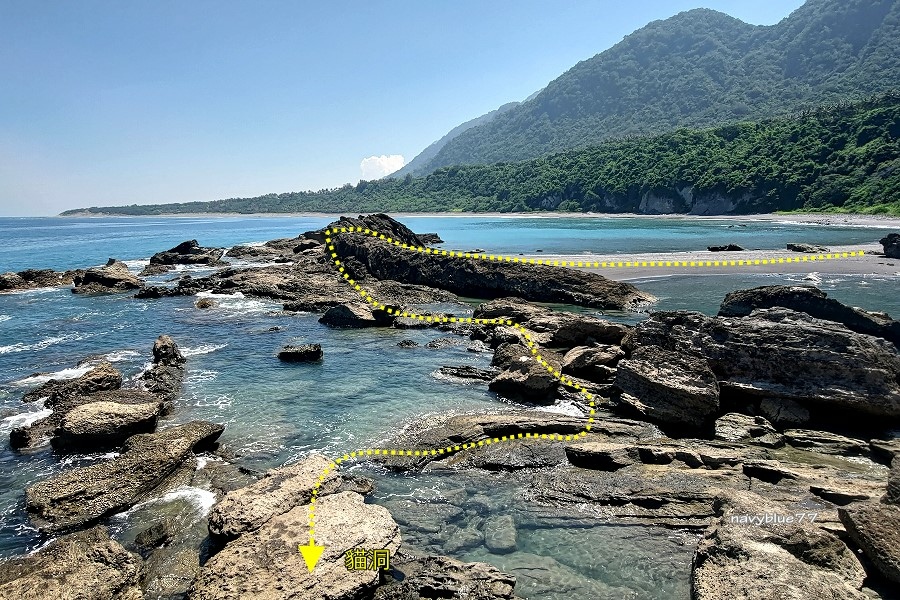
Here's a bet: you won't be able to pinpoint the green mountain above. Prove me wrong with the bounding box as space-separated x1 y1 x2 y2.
62 92 900 216
403 0 900 175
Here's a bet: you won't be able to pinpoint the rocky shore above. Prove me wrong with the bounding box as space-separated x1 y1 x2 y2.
1 214 899 599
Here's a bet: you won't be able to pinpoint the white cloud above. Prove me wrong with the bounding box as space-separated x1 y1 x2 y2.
360 154 405 180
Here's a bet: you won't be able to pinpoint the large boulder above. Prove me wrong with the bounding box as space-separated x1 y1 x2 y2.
488 351 559 404
188 492 401 600
614 346 720 430
880 233 900 259
624 309 900 422
72 259 143 294
149 239 226 266
719 285 900 348
319 302 393 328
277 344 323 362
561 344 623 381
51 400 162 451
839 502 900 584
0 526 143 600
26 421 224 532
330 215 655 311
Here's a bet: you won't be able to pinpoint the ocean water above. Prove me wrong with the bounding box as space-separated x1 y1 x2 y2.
0 215 898 599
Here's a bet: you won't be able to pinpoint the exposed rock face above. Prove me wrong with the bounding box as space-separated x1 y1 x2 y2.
194 297 216 309
373 553 519 600
0 526 143 600
719 285 900 348
319 302 392 328
51 400 162 451
189 492 401 600
22 361 122 404
713 413 783 448
72 259 143 294
693 492 868 600
561 344 623 381
888 455 900 505
277 343 323 362
208 454 342 540
26 421 224 532
880 233 900 259
0 268 82 292
614 346 720 430
624 309 900 421
437 365 497 382
758 397 811 426
149 239 226 266
488 350 559 404
330 215 654 310
839 502 900 585
783 429 869 456
787 242 829 253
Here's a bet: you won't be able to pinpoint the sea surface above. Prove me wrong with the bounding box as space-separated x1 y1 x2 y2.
0 215 898 599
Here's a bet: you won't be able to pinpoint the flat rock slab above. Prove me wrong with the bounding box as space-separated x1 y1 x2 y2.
189 492 400 600
373 553 518 600
0 526 143 600
52 400 161 451
277 343 323 362
839 502 900 584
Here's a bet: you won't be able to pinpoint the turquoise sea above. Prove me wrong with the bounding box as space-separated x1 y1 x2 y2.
0 215 897 599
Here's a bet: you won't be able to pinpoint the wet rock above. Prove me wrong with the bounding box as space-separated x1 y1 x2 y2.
442 528 486 554
397 339 419 348
0 268 81 292
784 429 869 456
483 514 518 554
707 244 744 252
425 336 465 349
22 361 122 404
277 343 323 362
624 309 900 421
614 346 720 430
839 502 900 585
488 351 558 404
26 421 224 532
189 491 400 600
437 365 497 382
880 233 900 259
149 239 226 266
139 263 174 276
194 297 216 309
140 334 186 406
0 526 143 600
330 215 655 311
142 545 201 600
759 397 811 426
134 517 176 553
713 413 783 448
434 437 569 472
0 272 27 291
208 453 343 540
719 285 900 348
319 302 393 328
51 400 162 452
787 243 830 253
72 258 143 294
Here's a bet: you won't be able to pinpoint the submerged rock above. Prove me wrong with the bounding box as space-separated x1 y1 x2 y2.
0 526 143 600
72 258 143 294
26 421 224 532
483 514 518 554
277 343 323 362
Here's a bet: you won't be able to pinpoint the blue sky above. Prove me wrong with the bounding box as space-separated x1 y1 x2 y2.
0 1 804 216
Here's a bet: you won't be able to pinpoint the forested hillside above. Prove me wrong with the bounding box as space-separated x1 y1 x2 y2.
63 93 900 216
403 0 900 175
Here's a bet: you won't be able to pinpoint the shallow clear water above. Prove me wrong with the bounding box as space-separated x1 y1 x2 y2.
0 215 897 599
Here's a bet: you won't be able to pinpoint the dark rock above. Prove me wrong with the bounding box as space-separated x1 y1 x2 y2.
437 366 496 382
624 309 900 421
140 335 186 406
195 297 216 309
741 459 798 484
784 429 869 456
26 421 225 532
330 215 655 310
134 517 176 553
373 552 518 600
488 350 559 404
839 502 900 584
713 413 783 448
397 339 419 348
22 361 122 405
614 346 720 430
51 400 162 452
880 233 900 259
277 343 323 362
787 243 830 253
564 442 638 471
887 455 900 505
718 285 900 348
561 344 623 381
425 337 465 349
139 263 174 276
0 526 143 599
418 232 444 244
149 239 226 266
1 269 81 292
293 239 321 252
0 272 27 291
707 244 744 252
809 485 872 505
758 397 811 426
72 259 143 294
869 438 900 462
319 302 393 328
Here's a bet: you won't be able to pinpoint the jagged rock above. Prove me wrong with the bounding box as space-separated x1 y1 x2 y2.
718 285 900 348
330 215 655 310
471 297 552 323
880 233 900 259
51 400 162 451
483 515 518 554
784 429 869 456
741 459 798 484
134 517 176 553
713 413 783 448
188 492 400 600
72 258 143 294
140 335 186 406
26 421 224 532
624 308 900 421
839 502 900 585
0 272 27 291
564 442 637 471
277 343 323 362
208 454 342 540
319 302 393 328
693 492 868 599
194 297 216 309
0 268 81 292
787 243 829 253
488 351 558 404
149 239 226 266
614 346 720 430
707 244 744 251
397 339 419 348
22 361 122 404
139 263 174 276
437 365 497 382
759 397 811 426
0 526 143 600
435 437 569 472
561 344 623 381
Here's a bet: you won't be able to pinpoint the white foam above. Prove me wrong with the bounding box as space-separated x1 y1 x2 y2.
104 349 141 363
0 315 10 323
157 485 217 516
195 291 276 313
181 343 228 357
0 401 52 433
0 333 85 355
186 369 219 384
193 393 232 408
195 455 224 470
12 365 94 386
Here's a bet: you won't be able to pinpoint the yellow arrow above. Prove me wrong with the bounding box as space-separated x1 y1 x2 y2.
298 542 325 572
